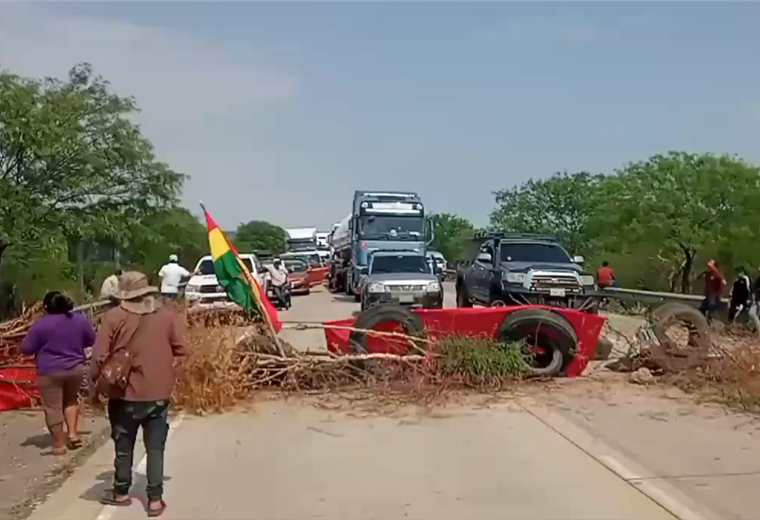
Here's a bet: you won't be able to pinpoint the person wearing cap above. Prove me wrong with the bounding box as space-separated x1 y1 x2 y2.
158 254 190 299
90 271 188 516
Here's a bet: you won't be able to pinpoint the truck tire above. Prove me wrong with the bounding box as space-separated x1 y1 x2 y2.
456 281 473 308
650 302 710 360
497 308 578 376
349 305 427 355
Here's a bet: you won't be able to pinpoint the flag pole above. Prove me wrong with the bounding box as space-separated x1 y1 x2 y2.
199 202 286 357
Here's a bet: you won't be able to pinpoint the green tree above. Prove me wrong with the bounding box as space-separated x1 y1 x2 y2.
490 171 601 255
0 63 185 303
593 152 760 293
234 220 287 254
429 213 475 262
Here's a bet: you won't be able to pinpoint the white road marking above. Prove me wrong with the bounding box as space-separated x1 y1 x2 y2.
95 413 184 520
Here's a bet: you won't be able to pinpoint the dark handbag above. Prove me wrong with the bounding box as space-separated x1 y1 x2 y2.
94 315 140 397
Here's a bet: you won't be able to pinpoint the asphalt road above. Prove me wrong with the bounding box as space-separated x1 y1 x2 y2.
29 285 716 520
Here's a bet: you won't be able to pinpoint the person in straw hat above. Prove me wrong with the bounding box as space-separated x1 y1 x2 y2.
90 271 188 517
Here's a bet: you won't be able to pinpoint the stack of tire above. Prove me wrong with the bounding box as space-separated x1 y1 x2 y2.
349 305 579 376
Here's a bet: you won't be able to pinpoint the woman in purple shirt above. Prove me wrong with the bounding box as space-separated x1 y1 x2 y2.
21 292 96 455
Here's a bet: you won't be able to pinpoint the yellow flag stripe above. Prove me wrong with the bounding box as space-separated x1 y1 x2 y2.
208 228 230 260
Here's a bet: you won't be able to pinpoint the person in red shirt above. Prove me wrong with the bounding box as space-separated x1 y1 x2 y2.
597 261 615 288
698 259 726 320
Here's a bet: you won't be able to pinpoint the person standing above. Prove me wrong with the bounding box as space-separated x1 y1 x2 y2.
729 267 751 322
158 254 190 300
100 269 123 300
699 259 726 320
596 261 615 289
266 258 290 309
20 291 95 455
90 271 188 516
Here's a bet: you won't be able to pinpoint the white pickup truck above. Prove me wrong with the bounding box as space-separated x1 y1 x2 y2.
184 253 269 308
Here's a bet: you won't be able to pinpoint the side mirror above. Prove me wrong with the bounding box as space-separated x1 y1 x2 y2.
573 255 585 264
477 252 492 263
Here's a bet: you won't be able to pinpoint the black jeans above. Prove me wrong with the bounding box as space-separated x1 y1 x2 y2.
108 399 170 501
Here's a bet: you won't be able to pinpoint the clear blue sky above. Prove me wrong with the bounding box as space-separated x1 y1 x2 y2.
2 2 759 230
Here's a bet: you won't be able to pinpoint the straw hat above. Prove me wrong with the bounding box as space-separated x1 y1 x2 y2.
115 271 161 314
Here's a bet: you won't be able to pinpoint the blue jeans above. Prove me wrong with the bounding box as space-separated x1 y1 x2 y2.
108 400 170 500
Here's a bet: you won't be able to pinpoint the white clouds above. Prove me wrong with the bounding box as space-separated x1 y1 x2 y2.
0 4 299 226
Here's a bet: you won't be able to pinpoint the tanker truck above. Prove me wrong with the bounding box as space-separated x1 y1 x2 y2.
329 191 433 300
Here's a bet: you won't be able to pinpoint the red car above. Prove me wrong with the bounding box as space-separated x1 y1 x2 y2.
284 259 312 295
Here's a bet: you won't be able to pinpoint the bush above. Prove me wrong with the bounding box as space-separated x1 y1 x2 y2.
434 335 529 388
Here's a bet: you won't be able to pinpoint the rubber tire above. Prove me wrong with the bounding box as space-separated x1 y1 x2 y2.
650 302 710 358
349 304 427 355
456 283 473 308
497 308 578 376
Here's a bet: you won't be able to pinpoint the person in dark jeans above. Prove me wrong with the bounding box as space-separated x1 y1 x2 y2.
729 267 751 322
91 272 188 517
698 259 726 321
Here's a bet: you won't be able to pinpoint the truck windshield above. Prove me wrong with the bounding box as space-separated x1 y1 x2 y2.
287 239 316 252
198 258 256 275
371 255 430 275
500 244 571 264
359 215 424 240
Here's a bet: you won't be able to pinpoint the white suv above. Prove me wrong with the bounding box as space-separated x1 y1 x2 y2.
185 253 268 308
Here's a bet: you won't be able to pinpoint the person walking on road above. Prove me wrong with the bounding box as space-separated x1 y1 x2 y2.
158 254 190 300
90 271 188 517
100 269 123 300
698 259 726 321
20 291 96 455
728 267 751 322
596 261 616 289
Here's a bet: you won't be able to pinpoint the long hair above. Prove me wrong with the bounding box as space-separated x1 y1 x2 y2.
43 291 74 317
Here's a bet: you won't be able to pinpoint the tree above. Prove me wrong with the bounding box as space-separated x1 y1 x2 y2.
0 63 185 266
593 152 760 293
490 171 601 255
429 213 475 262
0 63 186 303
234 220 287 254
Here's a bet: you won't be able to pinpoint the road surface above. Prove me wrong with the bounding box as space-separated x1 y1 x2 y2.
28 285 752 520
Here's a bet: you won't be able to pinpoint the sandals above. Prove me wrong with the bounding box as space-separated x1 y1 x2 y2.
99 490 132 507
148 500 167 517
68 438 83 450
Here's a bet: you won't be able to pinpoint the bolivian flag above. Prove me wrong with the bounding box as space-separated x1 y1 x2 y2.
202 205 281 332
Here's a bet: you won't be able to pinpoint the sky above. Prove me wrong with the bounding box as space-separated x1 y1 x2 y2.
1 2 760 231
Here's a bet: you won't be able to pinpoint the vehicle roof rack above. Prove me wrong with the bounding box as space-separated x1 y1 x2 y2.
471 231 559 242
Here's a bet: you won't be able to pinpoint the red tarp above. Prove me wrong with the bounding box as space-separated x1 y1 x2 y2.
323 306 606 377
0 366 38 412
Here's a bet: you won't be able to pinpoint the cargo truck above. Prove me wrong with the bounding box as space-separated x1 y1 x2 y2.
329 191 433 300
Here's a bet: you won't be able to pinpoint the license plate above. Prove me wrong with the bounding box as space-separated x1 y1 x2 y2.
398 294 414 303
550 288 566 297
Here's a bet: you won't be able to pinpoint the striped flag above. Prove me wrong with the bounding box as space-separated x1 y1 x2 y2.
202 205 281 332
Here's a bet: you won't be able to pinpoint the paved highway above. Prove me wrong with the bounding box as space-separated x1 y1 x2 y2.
30 286 705 520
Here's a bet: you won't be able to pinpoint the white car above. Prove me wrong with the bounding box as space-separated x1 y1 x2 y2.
185 253 268 308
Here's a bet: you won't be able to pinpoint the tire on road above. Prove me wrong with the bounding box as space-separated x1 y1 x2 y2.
497 308 578 377
650 303 710 370
349 304 427 355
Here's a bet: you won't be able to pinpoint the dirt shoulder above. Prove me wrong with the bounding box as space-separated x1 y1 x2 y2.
0 410 109 520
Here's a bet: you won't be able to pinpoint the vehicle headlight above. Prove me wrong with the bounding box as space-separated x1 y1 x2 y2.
427 281 441 293
368 282 386 293
580 275 595 286
185 284 200 293
506 273 526 284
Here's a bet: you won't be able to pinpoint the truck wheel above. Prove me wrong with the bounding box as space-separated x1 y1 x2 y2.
349 305 427 355
497 308 578 376
456 283 473 308
650 303 710 367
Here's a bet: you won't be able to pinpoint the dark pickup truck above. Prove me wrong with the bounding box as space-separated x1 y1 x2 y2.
455 233 600 313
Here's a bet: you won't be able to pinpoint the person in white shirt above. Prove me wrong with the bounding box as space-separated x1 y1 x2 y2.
266 259 290 308
158 255 190 299
99 269 122 300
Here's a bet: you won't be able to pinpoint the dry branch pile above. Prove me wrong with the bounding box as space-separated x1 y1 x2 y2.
0 303 43 365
